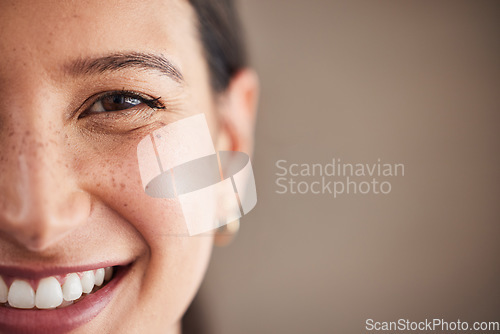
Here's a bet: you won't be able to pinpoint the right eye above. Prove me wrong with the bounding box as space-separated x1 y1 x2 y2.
78 90 166 121
89 94 143 113
85 93 152 114
76 90 167 133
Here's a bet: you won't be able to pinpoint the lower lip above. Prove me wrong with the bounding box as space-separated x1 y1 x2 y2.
0 265 130 334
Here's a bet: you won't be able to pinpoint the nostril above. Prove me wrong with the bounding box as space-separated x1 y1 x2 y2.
13 227 68 252
1 228 48 252
29 234 40 243
24 233 47 251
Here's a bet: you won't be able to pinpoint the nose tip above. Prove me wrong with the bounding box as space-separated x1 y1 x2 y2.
1 191 91 251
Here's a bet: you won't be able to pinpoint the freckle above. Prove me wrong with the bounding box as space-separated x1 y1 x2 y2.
123 203 128 207
120 183 125 189
25 130 31 136
96 183 101 187
8 132 14 137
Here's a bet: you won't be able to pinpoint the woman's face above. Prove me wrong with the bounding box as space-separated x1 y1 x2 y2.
0 1 239 333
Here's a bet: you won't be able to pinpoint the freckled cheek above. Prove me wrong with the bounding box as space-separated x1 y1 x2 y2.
74 142 188 241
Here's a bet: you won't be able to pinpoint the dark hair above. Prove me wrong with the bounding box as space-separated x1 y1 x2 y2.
188 0 247 92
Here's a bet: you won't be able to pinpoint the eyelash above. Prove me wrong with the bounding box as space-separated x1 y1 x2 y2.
78 90 166 118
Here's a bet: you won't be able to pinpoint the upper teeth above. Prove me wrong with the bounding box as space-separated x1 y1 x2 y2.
0 267 113 310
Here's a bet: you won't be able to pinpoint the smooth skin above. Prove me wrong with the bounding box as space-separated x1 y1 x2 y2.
0 0 258 333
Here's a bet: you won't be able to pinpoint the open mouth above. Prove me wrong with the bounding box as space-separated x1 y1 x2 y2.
0 263 132 334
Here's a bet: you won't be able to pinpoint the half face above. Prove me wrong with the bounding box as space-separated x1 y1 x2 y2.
0 1 220 333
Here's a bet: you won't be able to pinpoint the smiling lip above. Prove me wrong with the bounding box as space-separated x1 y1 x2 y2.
0 263 131 334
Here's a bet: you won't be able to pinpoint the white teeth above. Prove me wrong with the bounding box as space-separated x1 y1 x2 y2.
0 266 116 309
62 273 82 302
80 271 95 294
0 276 7 303
94 268 105 287
58 299 74 308
104 267 113 281
35 277 63 309
8 280 35 309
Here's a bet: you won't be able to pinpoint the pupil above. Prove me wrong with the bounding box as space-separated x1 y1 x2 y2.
113 95 125 104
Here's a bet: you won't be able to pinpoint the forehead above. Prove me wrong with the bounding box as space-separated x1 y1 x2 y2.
0 0 197 75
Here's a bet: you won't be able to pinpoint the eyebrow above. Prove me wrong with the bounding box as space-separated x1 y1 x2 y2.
66 52 184 83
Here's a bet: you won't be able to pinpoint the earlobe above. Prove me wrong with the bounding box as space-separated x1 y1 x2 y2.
215 68 259 156
214 219 240 247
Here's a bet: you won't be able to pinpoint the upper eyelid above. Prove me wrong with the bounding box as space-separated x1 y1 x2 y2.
84 90 163 108
89 90 155 102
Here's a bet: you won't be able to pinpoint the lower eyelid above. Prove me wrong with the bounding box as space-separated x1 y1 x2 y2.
89 105 157 120
79 109 162 136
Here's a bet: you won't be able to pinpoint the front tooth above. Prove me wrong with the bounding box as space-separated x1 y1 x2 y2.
58 299 74 308
0 276 8 303
81 271 95 293
94 268 105 286
62 273 82 301
8 280 35 309
35 277 63 309
104 267 113 281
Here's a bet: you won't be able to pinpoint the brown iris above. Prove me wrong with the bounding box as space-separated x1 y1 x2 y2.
97 95 142 112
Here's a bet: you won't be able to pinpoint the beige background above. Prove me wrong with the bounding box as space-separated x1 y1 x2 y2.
196 1 500 333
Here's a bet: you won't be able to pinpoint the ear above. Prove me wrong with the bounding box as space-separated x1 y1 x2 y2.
214 68 259 156
213 68 258 247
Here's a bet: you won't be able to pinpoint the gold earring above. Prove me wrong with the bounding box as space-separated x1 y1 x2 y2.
214 219 240 247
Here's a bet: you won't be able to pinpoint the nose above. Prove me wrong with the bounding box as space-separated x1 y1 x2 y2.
0 122 91 251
